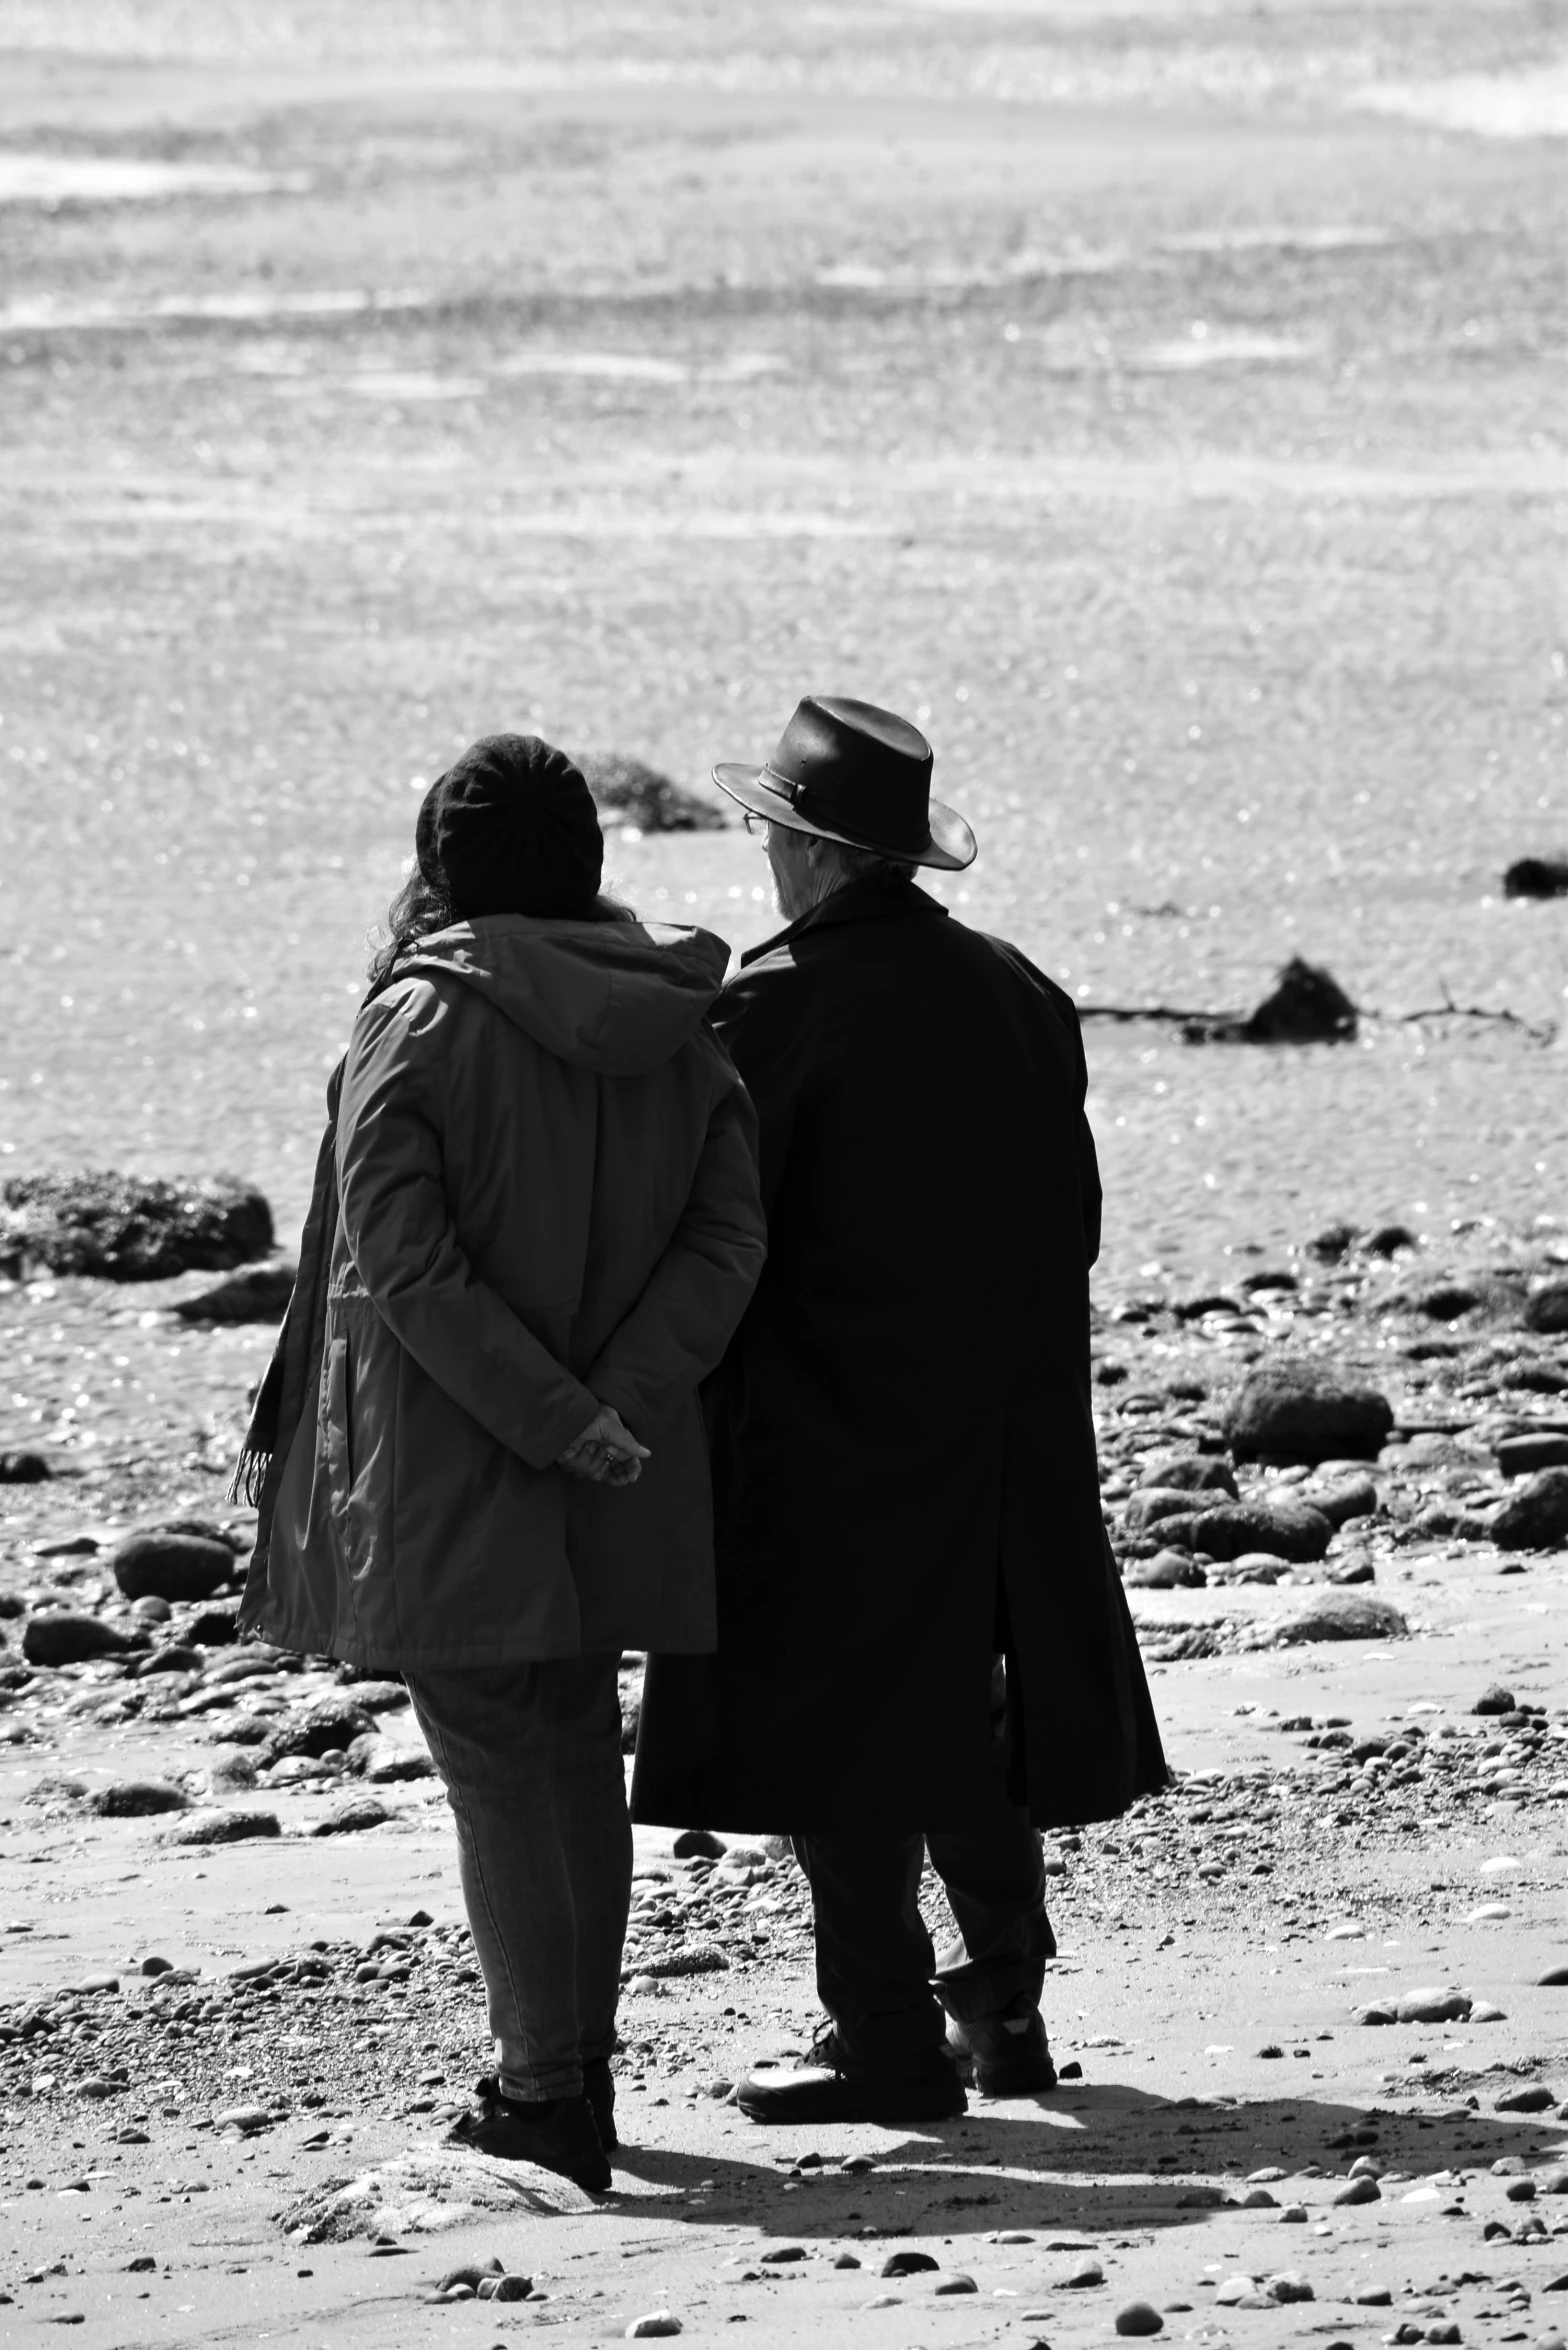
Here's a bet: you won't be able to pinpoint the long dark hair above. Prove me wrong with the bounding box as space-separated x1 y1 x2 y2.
367 863 637 986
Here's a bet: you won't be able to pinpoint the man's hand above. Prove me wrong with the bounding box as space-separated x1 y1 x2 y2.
557 1403 651 1487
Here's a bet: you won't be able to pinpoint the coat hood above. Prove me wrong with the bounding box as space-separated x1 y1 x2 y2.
394 914 730 1076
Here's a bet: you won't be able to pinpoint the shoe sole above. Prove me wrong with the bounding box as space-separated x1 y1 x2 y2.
973 2066 1058 2098
736 2077 966 2125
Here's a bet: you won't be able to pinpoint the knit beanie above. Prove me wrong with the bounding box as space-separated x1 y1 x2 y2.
416 734 604 919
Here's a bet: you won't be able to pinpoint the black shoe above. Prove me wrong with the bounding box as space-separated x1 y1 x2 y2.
583 2055 618 2151
946 2001 1058 2097
446 2077 611 2192
737 2027 965 2125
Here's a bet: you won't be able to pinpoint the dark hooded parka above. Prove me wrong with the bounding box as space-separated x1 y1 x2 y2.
252 915 766 1671
630 878 1167 1833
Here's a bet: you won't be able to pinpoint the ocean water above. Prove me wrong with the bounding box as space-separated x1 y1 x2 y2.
0 1 1562 1282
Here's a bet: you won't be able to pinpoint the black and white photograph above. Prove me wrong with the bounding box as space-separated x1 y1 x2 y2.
0 0 1564 2340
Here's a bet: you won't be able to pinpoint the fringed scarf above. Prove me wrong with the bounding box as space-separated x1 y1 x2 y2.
229 1057 347 1617
230 964 407 1619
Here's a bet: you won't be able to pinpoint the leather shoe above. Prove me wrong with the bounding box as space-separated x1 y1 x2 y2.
446 2077 611 2191
737 2028 964 2124
946 2000 1057 2097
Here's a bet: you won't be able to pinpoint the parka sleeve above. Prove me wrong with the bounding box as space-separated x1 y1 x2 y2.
336 992 601 1470
584 1050 766 1437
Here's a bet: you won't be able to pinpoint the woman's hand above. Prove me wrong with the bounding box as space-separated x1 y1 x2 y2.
557 1403 651 1486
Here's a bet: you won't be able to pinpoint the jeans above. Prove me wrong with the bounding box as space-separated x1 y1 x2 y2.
406 1655 631 2102
793 1702 1054 2075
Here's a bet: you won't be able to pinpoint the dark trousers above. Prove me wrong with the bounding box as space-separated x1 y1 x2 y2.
794 1748 1054 2075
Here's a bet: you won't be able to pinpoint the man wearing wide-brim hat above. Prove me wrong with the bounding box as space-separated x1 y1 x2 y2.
631 695 1167 2123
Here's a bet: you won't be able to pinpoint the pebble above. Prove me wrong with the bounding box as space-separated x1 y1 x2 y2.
111 1531 235 1605
1116 2303 1164 2335
21 1613 140 1667
1491 1468 1568 1550
86 1780 190 1817
1223 1361 1393 1466
1395 1987 1472 2024
310 1796 392 1838
167 1807 281 1845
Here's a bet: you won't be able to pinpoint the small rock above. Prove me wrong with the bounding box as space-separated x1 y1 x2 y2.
1538 1966 1568 1987
112 1531 235 1605
1267 2273 1314 2304
1395 1987 1472 2024
1334 2176 1382 2205
185 1608 239 1647
1064 2259 1105 2287
1470 2001 1508 2023
22 1613 140 1667
168 1807 281 1846
1503 856 1568 900
1491 1468 1568 1551
672 1829 727 1860
1124 1551 1206 1590
1498 1434 1568 1477
1124 1488 1209 1535
1475 1684 1517 1715
1264 1591 1409 1646
311 1796 392 1837
1116 2303 1165 2335
624 2314 683 2340
87 1781 190 1818
1303 1474 1380 1527
1224 1360 1393 1465
263 1695 376 1764
880 2251 939 2277
0 1451 51 1483
1159 1498 1335 1563
216 2104 273 2134
1507 2179 1539 2202
1496 2085 1556 2113
1136 1455 1238 1497
172 1260 296 1324
934 2275 978 2295
1523 1279 1568 1335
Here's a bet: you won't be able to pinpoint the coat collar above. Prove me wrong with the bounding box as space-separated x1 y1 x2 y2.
737 878 949 969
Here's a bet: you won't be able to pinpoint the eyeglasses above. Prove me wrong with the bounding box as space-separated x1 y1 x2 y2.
741 811 769 838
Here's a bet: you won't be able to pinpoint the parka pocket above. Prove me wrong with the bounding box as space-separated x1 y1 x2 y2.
319 1332 365 1570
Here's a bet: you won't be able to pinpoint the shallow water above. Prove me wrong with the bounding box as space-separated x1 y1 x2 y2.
0 0 1562 1285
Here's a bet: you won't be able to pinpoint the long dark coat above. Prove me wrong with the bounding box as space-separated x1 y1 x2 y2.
630 878 1166 1833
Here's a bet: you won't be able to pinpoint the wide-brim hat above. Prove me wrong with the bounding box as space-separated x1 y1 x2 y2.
713 694 977 872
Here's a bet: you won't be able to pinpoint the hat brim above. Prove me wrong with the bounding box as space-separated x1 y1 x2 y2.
711 764 977 872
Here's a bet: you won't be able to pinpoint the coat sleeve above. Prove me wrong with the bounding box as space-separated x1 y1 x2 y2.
585 1048 767 1437
708 952 815 1218
336 991 601 1471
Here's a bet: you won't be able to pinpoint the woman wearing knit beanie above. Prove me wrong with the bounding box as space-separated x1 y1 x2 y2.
236 734 766 2192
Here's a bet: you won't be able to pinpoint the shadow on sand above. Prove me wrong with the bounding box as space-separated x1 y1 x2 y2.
605 2081 1568 2240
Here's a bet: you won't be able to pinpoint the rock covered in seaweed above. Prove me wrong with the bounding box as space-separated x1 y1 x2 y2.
577 751 725 833
0 1170 273 1281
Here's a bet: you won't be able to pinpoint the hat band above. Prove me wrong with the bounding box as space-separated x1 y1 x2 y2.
758 761 927 855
